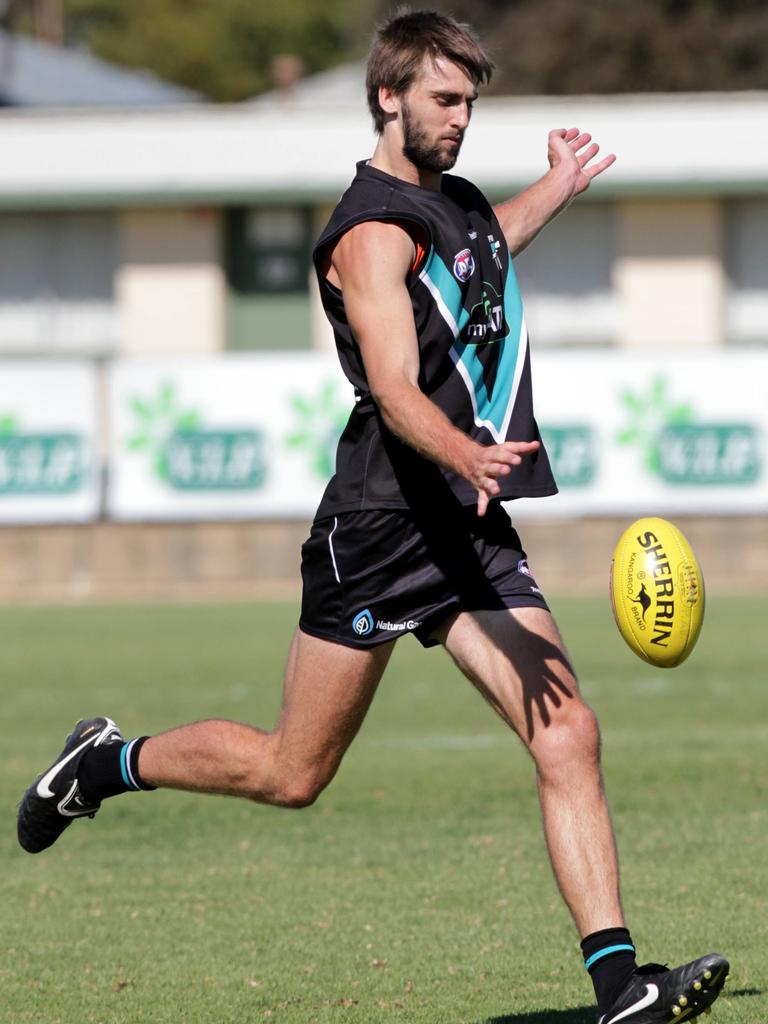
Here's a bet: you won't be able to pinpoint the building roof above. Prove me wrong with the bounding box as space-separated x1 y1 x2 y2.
248 61 366 112
0 28 202 107
0 89 767 207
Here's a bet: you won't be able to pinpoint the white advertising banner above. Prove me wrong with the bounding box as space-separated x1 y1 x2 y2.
107 350 768 521
0 362 100 523
107 353 353 520
524 350 767 519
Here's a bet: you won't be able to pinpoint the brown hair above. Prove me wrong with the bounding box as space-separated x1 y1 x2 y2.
366 8 494 134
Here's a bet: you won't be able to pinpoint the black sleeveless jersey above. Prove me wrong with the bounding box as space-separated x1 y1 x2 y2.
312 160 557 517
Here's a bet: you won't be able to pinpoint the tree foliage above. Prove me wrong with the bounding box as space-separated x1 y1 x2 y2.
61 0 377 101
405 0 768 95
10 0 768 99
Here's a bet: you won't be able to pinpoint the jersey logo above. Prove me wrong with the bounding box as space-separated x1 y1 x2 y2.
464 282 508 343
452 248 475 282
488 233 503 270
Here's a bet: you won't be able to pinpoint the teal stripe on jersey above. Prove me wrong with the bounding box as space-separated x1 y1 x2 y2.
452 263 526 438
419 250 470 337
419 249 528 442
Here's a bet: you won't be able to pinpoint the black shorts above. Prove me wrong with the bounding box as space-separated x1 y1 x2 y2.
299 501 549 649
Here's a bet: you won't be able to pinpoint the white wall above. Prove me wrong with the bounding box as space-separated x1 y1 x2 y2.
115 209 226 355
613 199 725 348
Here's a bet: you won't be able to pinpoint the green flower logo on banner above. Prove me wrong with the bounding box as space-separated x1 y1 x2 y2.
127 382 201 481
0 414 19 437
616 374 761 485
286 380 350 480
616 375 693 474
126 382 267 491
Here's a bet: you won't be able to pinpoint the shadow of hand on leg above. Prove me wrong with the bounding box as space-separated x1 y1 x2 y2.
460 610 577 745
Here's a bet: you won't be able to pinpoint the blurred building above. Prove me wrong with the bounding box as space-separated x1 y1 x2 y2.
0 55 767 359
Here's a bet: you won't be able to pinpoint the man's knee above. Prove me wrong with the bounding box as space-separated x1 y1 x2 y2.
532 699 602 779
272 776 325 809
251 766 333 809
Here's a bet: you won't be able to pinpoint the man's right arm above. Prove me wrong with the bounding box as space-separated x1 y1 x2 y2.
492 127 616 257
330 220 539 515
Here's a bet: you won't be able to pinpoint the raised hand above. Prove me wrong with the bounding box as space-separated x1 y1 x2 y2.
547 126 616 199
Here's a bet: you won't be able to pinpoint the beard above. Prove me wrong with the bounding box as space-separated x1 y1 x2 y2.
401 101 462 173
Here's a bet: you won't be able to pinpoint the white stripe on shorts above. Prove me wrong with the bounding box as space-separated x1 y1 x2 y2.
328 516 341 583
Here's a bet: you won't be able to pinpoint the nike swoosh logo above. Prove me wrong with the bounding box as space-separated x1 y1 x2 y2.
36 732 100 799
603 983 659 1024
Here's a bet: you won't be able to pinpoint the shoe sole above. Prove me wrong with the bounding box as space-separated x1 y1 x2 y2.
667 954 729 1022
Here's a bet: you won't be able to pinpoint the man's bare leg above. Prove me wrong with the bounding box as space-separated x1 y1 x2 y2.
17 628 393 857
18 629 392 854
137 629 394 806
433 606 623 938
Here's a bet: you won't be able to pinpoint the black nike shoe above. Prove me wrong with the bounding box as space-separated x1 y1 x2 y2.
17 717 123 854
598 954 729 1023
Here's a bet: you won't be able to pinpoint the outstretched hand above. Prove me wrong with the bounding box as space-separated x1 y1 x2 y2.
547 126 616 200
466 440 541 517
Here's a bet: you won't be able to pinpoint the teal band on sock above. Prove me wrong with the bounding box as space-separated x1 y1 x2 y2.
585 944 636 971
119 742 133 789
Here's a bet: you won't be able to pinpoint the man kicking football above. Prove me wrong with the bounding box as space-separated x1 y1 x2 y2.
18 10 728 1023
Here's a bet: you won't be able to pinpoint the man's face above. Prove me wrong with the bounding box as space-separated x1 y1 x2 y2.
399 57 477 173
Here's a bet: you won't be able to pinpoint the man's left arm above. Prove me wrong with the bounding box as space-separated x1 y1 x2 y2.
492 127 616 257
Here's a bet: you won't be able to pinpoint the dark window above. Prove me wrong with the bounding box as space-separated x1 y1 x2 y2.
225 207 312 294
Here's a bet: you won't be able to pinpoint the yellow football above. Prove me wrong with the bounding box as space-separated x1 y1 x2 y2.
610 517 705 668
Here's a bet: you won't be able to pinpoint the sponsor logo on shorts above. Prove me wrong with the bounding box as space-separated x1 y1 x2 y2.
453 248 475 282
376 619 422 632
517 559 532 577
351 611 421 636
352 609 374 636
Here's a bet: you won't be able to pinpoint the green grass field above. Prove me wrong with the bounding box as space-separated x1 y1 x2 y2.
2 596 766 1024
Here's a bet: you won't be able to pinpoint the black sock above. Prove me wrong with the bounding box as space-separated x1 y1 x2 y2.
78 736 156 802
581 927 637 1013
